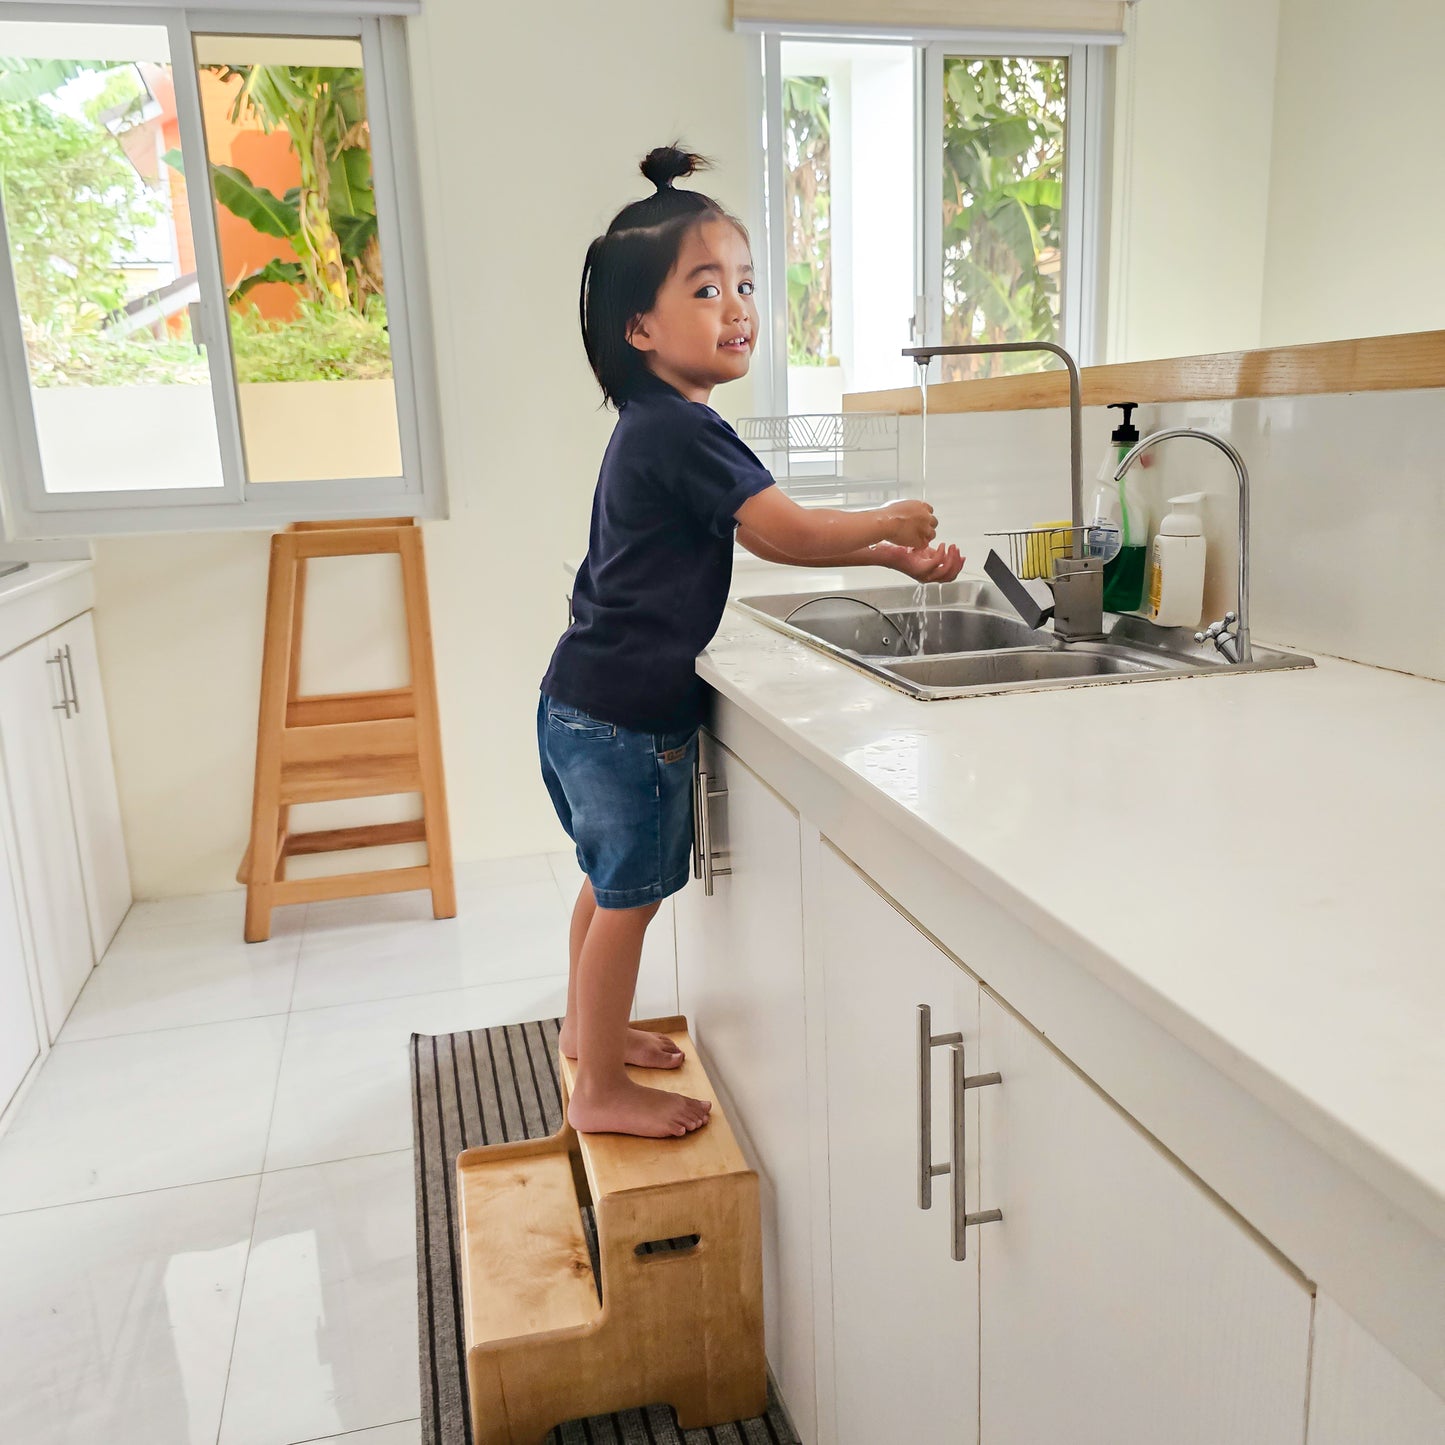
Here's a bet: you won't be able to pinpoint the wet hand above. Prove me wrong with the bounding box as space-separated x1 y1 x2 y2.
889 542 964 583
882 500 937 549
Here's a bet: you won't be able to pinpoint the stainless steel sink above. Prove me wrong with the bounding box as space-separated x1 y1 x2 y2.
731 580 1314 700
884 647 1169 689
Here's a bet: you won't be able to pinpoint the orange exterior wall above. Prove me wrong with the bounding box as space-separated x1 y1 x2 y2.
150 61 303 324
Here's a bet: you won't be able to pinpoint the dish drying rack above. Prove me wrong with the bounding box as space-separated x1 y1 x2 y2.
737 411 901 509
986 523 1090 581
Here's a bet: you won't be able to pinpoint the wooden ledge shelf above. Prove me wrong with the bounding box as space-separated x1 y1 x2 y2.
843 328 1445 417
455 1017 766 1445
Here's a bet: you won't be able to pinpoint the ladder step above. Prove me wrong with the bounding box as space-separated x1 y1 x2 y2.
282 819 428 856
269 864 434 906
458 1144 600 1349
557 1019 750 1203
287 688 415 728
278 716 422 802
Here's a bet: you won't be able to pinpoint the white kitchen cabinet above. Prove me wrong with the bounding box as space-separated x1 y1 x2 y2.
817 841 982 1445
0 634 96 1039
50 612 130 961
0 763 41 1117
1307 1294 1445 1445
978 990 1314 1444
632 896 677 1021
674 732 817 1443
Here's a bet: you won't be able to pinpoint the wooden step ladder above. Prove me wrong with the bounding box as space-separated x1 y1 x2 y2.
238 518 455 942
456 1016 767 1445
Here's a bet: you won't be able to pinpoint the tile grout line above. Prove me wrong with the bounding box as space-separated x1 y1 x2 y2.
216 932 299 1445
0 1146 419 1220
284 1416 420 1445
48 965 571 1047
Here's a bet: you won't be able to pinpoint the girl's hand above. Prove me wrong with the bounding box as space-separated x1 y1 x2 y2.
880 500 938 549
883 541 965 583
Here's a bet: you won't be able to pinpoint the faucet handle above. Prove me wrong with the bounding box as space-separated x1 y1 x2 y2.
1195 612 1241 661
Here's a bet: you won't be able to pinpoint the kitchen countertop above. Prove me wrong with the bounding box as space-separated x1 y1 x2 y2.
0 559 94 659
695 562 1444 1261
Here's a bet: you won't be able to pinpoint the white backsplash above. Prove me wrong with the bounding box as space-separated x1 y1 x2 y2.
892 388 1444 681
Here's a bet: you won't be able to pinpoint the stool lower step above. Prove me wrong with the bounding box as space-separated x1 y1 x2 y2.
458 1144 599 1344
455 1018 767 1445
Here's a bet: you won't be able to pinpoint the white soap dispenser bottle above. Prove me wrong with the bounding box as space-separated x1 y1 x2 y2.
1147 492 1207 628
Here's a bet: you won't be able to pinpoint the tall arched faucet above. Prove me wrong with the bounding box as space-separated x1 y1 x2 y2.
1114 429 1252 664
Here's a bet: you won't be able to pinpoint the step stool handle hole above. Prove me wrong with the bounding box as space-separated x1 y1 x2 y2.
634 1233 701 1258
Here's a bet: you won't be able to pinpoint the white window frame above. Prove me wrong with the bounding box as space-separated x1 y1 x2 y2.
0 3 444 539
758 27 1114 402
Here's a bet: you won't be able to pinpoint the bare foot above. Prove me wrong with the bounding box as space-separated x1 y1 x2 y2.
567 1077 712 1138
558 1024 684 1070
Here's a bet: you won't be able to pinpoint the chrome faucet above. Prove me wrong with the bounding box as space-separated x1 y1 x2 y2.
1114 428 1252 664
901 340 1084 549
901 341 1103 640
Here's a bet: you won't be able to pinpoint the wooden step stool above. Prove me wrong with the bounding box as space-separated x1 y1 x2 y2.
238 518 455 942
455 1016 767 1445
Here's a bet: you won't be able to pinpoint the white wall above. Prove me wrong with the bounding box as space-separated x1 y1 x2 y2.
89 0 761 896
1107 0 1445 361
1105 0 1283 363
1260 0 1445 347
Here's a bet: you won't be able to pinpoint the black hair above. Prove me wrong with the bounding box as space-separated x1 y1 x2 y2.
579 143 751 408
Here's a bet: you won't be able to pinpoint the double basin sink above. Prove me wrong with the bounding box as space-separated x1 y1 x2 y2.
731 579 1314 700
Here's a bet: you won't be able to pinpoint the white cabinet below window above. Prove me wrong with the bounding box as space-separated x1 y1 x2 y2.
51 612 130 960
0 767 41 1116
0 608 130 1041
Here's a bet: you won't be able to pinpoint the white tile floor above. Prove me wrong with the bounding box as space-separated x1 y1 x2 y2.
0 852 587 1445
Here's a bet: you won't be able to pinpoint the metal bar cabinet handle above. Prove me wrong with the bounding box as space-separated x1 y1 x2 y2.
917 1004 1002 1260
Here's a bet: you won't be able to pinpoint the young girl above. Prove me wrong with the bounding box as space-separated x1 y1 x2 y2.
539 144 964 1140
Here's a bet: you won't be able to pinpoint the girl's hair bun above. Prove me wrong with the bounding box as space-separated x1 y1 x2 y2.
639 144 711 193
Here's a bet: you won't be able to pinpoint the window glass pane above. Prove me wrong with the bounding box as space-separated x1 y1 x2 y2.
193 33 401 483
0 21 225 494
940 55 1066 383
780 40 916 412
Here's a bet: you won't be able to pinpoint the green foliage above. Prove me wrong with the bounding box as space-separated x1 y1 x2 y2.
783 75 831 367
227 298 392 383
0 56 390 388
18 301 393 388
941 56 1066 380
0 79 163 333
196 63 384 315
20 319 208 387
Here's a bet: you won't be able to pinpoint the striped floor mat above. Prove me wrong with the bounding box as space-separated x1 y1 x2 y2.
410 1017 800 1445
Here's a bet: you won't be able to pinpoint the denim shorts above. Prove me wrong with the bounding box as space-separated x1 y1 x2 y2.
537 692 699 910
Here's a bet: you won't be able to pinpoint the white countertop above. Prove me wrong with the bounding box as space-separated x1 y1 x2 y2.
696 562 1445 1250
0 560 95 659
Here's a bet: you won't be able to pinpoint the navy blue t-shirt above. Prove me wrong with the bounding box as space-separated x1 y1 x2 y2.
541 371 775 733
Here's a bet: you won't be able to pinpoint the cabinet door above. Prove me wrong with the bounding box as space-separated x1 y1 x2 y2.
52 613 130 961
0 637 94 1040
632 896 677 1022
978 991 1313 1444
0 764 41 1116
1307 1294 1445 1445
818 842 981 1445
674 734 816 1442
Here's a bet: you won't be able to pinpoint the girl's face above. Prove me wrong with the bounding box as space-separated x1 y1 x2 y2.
627 219 758 403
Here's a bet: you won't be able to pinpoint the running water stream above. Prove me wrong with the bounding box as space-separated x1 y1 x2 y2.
909 360 935 654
